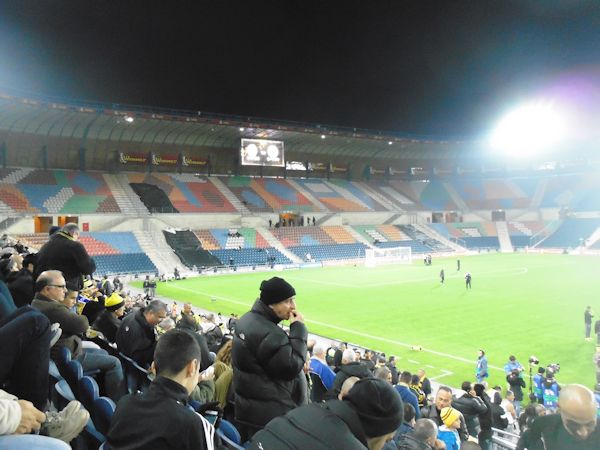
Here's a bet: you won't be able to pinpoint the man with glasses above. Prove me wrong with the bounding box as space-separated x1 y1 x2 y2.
32 270 125 401
116 299 168 368
516 384 600 450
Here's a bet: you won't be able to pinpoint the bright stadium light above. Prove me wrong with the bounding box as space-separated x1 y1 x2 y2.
490 101 565 157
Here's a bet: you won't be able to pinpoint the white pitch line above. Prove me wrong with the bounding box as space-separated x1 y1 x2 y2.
167 284 504 372
407 359 420 364
430 369 453 381
426 365 435 369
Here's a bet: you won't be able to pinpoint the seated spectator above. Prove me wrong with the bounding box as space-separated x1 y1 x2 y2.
176 302 200 332
395 418 440 450
338 376 360 400
107 329 217 450
0 306 88 444
0 390 88 446
421 386 469 442
328 348 372 399
249 377 403 450
452 381 487 438
516 384 600 450
390 403 417 447
6 253 34 308
396 371 421 419
310 343 336 390
203 313 224 352
438 407 462 450
32 270 126 401
214 340 234 415
92 292 125 343
116 299 167 368
374 366 393 384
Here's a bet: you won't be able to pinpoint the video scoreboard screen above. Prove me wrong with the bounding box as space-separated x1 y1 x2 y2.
240 139 285 167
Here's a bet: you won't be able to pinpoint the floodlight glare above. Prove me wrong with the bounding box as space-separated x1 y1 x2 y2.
124 116 134 123
490 102 565 156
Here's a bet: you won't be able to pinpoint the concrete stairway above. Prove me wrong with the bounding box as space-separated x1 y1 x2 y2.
103 174 148 215
133 230 182 275
354 182 399 211
208 177 251 214
495 221 514 253
256 227 303 263
442 182 470 212
285 179 329 212
413 223 466 252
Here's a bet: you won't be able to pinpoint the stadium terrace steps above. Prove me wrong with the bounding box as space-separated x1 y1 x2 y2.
133 230 182 275
285 179 328 212
415 223 465 252
288 243 368 262
103 174 147 215
495 221 514 253
343 225 373 246
209 177 251 214
256 227 303 263
0 168 33 184
354 182 398 211
323 180 379 211
194 230 221 250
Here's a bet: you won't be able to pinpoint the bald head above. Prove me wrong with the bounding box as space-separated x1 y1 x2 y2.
342 349 356 364
558 384 598 440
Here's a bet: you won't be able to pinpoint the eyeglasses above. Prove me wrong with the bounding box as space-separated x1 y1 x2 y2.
48 284 67 290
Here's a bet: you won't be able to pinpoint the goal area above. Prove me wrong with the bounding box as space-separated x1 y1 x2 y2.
364 246 412 267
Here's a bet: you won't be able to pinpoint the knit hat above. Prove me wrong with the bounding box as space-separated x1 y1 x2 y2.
344 377 403 438
105 293 125 311
440 406 461 428
259 277 296 305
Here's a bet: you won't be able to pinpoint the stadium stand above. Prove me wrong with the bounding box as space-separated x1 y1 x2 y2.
288 243 368 262
537 218 600 249
0 169 121 214
294 179 371 212
270 226 357 247
429 222 500 250
218 176 317 212
163 230 221 268
450 177 533 210
210 247 292 267
127 173 236 213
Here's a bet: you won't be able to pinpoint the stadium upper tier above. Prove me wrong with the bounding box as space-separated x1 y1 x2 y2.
1 169 600 214
0 168 120 214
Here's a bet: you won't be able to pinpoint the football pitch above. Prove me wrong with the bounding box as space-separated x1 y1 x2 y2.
138 253 599 389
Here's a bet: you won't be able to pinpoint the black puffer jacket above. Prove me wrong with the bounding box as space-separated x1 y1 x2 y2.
452 393 488 437
328 362 372 399
33 231 96 290
116 308 156 368
232 299 308 429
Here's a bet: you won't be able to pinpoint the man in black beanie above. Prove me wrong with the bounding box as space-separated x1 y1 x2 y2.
232 276 308 441
249 377 404 450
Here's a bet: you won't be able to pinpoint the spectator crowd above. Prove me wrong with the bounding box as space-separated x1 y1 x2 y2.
0 224 599 450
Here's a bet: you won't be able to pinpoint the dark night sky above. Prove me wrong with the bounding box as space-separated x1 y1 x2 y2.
1 0 600 137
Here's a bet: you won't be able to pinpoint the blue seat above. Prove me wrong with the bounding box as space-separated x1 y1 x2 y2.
93 396 116 437
54 379 76 404
56 346 72 372
118 352 151 394
218 419 241 445
63 360 83 397
79 376 99 413
217 428 245 450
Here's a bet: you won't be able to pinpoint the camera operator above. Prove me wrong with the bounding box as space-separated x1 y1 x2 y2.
506 369 526 417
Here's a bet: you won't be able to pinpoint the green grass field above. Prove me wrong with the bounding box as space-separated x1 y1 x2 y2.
135 253 599 389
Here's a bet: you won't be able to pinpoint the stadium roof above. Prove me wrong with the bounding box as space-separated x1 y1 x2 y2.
0 91 470 161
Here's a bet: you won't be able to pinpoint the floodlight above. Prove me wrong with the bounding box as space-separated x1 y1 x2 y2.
124 116 134 123
490 101 565 156
320 134 326 139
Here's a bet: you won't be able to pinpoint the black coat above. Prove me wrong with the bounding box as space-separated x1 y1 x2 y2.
93 310 122 343
506 373 526 401
248 400 369 450
232 299 308 429
328 362 372 399
6 268 34 308
452 393 488 437
33 231 96 290
115 308 156 368
107 376 214 450
516 413 600 450
421 404 469 442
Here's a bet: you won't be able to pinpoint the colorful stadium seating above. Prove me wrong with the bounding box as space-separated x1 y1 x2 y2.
0 169 121 214
218 176 318 212
126 174 236 213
